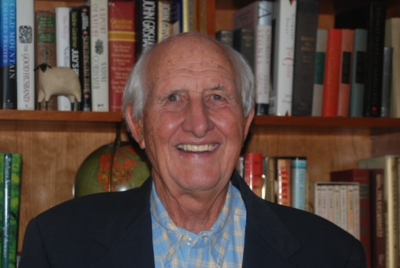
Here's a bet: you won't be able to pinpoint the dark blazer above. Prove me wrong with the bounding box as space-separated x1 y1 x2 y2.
20 172 366 267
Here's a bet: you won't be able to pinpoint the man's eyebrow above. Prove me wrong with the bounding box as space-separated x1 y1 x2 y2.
209 84 226 91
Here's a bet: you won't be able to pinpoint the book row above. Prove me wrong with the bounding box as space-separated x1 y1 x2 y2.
1 0 206 112
217 0 399 118
0 153 22 268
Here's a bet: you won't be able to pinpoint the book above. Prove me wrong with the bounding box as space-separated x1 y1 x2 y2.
330 169 371 267
55 6 72 111
385 17 400 118
312 29 328 116
79 6 91 112
233 1 273 116
90 0 109 112
291 0 319 116
335 2 387 117
216 30 233 47
197 0 215 36
244 153 265 198
269 0 296 116
233 28 255 73
181 0 197 33
370 169 385 268
276 158 292 207
16 0 35 110
322 29 342 117
337 29 354 117
291 157 307 210
157 0 173 42
136 0 157 58
34 11 58 110
108 0 136 113
381 46 393 117
69 7 82 111
359 155 399 268
1 153 22 268
264 157 275 202
350 29 367 117
1 0 17 109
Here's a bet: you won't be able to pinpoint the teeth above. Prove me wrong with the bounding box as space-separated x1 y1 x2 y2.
177 144 217 152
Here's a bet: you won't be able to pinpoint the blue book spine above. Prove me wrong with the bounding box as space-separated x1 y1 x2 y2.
1 0 17 109
291 158 307 210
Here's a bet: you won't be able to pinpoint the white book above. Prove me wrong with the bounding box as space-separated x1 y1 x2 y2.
55 6 72 111
233 1 273 115
311 29 328 116
90 0 109 112
16 0 35 110
269 0 296 116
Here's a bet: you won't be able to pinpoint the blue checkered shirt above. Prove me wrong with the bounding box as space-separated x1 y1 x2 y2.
151 182 247 268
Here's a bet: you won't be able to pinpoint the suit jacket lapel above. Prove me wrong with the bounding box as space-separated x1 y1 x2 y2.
231 172 301 267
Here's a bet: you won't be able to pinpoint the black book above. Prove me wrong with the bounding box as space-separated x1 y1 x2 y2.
335 2 387 117
291 0 319 116
79 5 91 111
70 7 83 111
136 0 158 59
233 28 255 73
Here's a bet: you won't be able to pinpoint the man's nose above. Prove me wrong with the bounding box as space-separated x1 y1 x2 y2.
181 100 215 138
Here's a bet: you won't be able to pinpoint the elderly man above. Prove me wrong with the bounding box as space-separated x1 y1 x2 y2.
20 33 366 267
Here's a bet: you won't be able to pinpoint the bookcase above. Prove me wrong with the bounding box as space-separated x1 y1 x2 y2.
2 0 400 252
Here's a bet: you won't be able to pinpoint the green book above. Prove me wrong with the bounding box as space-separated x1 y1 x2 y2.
1 153 22 268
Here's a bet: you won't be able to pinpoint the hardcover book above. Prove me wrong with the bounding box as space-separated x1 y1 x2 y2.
90 0 109 112
269 0 296 116
69 7 82 111
381 46 393 117
291 0 319 116
335 2 387 117
322 29 342 117
359 155 399 268
350 29 367 117
157 0 173 42
79 6 91 111
16 0 35 110
276 158 292 207
136 0 157 58
34 11 58 110
291 157 307 210
233 28 255 73
244 153 265 198
234 1 273 115
1 0 17 109
55 6 72 111
108 0 136 113
216 30 233 47
312 29 328 116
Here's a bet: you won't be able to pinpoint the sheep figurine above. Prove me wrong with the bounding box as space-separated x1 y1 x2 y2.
34 63 82 110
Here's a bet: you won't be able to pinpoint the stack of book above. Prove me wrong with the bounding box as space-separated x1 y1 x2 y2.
0 153 23 268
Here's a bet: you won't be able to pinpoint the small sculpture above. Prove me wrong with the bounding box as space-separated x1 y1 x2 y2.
34 63 82 110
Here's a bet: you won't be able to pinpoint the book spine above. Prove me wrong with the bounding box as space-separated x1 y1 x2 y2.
339 184 348 232
381 46 393 117
55 7 72 111
269 0 296 116
291 157 307 210
90 0 109 112
264 157 276 202
34 11 58 110
1 0 17 109
347 184 360 239
322 29 342 117
350 29 367 117
157 0 172 42
312 29 328 116
136 0 157 57
337 29 354 117
70 7 82 111
370 169 385 268
276 158 292 207
181 0 197 33
244 153 265 198
216 30 233 47
0 154 4 266
233 28 254 73
326 185 335 223
386 18 400 118
79 6 91 111
291 0 319 116
16 0 35 110
108 0 136 113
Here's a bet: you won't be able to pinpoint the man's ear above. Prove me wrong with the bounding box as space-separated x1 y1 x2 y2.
125 104 146 149
243 108 255 140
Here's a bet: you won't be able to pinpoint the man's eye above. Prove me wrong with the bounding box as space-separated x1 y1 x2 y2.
167 94 179 102
211 94 224 101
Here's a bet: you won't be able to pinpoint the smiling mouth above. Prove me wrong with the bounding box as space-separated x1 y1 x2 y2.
177 144 218 152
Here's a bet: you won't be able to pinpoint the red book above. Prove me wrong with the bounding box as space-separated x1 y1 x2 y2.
244 153 264 198
276 158 292 207
108 0 136 113
322 29 342 117
330 169 371 268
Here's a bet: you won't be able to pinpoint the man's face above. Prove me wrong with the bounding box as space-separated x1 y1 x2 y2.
129 36 254 196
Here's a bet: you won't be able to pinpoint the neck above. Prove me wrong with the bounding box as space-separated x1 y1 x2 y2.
154 180 229 234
